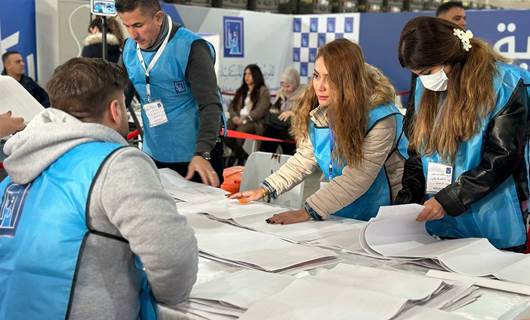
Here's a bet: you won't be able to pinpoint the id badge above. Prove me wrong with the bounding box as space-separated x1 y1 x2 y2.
143 100 168 127
426 162 453 194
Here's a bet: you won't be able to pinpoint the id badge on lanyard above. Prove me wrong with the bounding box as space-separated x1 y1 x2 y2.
426 162 453 194
143 100 168 127
327 126 335 181
136 15 173 127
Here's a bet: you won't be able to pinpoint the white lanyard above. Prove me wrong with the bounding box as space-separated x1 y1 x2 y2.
136 15 173 102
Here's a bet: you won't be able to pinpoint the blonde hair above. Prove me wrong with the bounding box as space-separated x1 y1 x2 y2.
291 39 395 167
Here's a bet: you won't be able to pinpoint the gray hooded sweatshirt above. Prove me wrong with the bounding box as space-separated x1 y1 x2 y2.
3 108 198 319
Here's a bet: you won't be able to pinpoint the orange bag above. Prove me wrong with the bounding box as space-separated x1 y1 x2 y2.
220 166 244 194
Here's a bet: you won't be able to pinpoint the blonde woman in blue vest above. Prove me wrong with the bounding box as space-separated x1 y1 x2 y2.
230 39 408 224
395 17 530 251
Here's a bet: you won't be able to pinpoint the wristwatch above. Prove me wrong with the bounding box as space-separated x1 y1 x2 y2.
195 151 211 161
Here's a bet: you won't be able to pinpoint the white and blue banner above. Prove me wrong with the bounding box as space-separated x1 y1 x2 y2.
468 11 530 71
293 13 360 81
12 2 529 97
358 10 530 96
172 4 292 94
0 0 37 80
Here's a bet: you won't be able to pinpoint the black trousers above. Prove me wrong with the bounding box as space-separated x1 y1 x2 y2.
259 125 296 155
153 140 224 185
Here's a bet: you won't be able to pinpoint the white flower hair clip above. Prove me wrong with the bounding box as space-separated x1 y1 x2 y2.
453 29 473 52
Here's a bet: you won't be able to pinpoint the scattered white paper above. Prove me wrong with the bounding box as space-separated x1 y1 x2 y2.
233 213 365 243
187 214 337 272
239 277 409 320
159 168 227 202
190 269 295 309
426 270 530 296
360 204 530 286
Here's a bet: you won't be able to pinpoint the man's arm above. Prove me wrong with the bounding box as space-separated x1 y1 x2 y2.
91 147 198 306
185 40 223 154
117 53 138 108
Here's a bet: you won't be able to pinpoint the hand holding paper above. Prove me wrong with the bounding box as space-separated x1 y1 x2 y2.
0 111 25 138
417 198 446 222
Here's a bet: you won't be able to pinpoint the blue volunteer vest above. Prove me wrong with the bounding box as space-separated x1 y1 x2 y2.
0 142 157 319
308 103 408 220
123 26 216 163
415 62 530 249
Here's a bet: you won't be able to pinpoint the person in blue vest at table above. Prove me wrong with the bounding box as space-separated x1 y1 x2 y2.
116 0 224 187
0 57 198 319
230 39 408 224
394 17 530 252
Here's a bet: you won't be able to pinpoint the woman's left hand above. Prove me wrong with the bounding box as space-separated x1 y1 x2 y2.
266 209 310 225
278 111 293 122
416 198 446 221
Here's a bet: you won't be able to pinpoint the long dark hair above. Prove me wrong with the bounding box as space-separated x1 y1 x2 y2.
230 64 266 110
398 16 507 160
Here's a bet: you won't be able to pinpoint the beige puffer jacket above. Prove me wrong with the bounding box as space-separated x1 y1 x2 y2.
263 65 405 219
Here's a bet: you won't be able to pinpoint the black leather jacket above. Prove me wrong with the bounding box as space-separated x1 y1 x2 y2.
395 80 530 217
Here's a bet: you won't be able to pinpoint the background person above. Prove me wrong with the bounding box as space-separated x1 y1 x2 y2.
2 51 50 108
260 67 303 155
81 16 125 63
225 63 271 164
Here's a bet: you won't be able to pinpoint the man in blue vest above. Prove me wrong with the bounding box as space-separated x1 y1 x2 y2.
0 57 198 319
117 0 224 187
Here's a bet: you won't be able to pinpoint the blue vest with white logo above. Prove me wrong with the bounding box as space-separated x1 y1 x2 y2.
0 142 157 319
308 103 408 220
415 62 530 249
123 27 215 163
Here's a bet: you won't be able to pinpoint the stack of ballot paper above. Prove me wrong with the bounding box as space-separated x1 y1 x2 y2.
359 204 530 286
240 263 471 320
177 270 295 319
178 264 478 320
186 213 337 272
159 168 228 202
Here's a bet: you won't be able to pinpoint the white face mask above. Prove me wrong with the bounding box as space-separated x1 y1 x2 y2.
419 66 448 91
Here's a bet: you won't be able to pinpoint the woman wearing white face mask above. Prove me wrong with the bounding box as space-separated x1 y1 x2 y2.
395 17 530 251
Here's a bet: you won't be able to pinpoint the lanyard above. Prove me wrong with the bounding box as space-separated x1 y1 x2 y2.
329 127 334 180
135 15 173 102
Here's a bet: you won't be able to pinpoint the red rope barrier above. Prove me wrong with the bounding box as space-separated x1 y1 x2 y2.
221 90 411 97
221 129 295 143
127 130 139 140
126 129 294 144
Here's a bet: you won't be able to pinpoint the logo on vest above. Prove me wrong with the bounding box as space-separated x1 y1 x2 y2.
0 183 31 237
174 80 187 95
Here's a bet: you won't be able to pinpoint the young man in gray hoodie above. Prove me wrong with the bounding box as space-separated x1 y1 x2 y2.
0 57 198 319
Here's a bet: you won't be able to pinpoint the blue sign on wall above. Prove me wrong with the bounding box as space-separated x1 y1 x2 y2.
468 10 530 72
359 11 427 95
223 16 244 58
0 0 37 80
